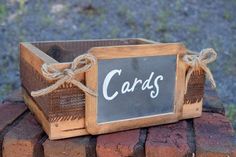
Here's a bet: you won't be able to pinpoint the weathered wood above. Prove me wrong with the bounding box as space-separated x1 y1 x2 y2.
20 38 157 139
88 43 186 59
20 38 205 139
22 88 89 140
85 43 202 135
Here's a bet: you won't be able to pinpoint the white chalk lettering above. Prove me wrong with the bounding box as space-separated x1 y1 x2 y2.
150 75 163 98
102 69 164 101
141 72 154 90
103 69 121 101
121 81 132 94
130 78 142 92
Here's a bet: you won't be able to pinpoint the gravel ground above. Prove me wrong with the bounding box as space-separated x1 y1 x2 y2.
0 0 236 124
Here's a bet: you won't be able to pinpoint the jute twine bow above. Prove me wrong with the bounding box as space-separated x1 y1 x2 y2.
31 54 97 97
183 48 217 94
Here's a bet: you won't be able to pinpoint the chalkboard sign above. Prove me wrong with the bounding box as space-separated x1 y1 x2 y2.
85 43 186 135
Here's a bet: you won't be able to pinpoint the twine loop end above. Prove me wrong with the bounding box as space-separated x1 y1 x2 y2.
31 53 97 97
183 48 217 94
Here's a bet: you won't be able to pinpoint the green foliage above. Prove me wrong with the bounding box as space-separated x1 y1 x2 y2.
41 15 53 27
109 27 119 38
117 5 136 30
210 37 222 52
223 10 233 21
125 13 136 30
200 11 210 20
157 10 171 33
188 25 199 33
156 22 167 33
0 84 12 99
158 10 171 23
225 104 236 129
223 48 236 75
117 5 128 18
231 24 236 30
0 3 6 22
19 0 26 12
156 10 172 42
79 3 105 16
160 33 172 42
156 10 171 33
175 0 182 11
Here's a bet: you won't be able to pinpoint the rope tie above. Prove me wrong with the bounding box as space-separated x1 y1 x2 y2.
183 48 217 94
31 54 97 97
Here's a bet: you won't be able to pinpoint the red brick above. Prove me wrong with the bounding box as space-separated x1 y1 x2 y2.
2 113 44 157
133 129 147 157
0 102 26 132
96 129 140 157
43 136 96 157
194 112 236 157
145 121 191 157
0 102 27 157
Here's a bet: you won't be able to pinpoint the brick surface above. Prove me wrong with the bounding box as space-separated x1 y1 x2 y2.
0 102 27 132
203 86 225 115
2 113 44 157
96 129 140 157
133 129 147 157
43 136 96 157
0 102 27 157
0 87 235 157
145 121 191 157
194 112 236 157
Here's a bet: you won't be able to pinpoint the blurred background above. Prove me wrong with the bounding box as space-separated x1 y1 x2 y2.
0 0 235 128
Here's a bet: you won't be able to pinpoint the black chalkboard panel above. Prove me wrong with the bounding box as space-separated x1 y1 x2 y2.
86 43 187 135
97 55 176 123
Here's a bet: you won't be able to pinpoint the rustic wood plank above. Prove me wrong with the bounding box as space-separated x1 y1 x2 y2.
22 88 89 140
85 43 188 135
88 43 186 59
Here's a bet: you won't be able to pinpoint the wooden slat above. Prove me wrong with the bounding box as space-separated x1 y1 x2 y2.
88 43 186 59
85 43 188 135
22 88 89 140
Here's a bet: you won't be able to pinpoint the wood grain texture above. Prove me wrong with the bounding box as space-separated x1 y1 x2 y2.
20 39 204 138
20 38 155 139
22 88 89 140
20 42 58 75
88 43 185 59
85 43 188 135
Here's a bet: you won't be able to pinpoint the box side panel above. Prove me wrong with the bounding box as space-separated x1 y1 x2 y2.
20 53 51 119
184 69 205 104
20 43 85 122
182 69 205 119
31 39 154 62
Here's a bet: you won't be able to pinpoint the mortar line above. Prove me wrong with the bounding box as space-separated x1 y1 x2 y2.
133 128 148 157
186 119 196 156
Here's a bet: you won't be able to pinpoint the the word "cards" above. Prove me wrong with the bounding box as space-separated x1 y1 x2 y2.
86 43 186 135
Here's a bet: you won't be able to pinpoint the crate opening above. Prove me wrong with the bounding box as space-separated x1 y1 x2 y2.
32 39 152 62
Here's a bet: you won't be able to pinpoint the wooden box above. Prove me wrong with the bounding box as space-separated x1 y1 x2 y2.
20 39 205 140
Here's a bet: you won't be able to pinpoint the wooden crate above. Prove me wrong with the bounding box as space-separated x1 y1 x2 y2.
20 38 204 140
20 38 156 139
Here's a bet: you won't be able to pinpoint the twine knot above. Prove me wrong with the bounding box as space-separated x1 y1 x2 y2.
31 54 97 97
183 48 217 94
63 69 75 79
